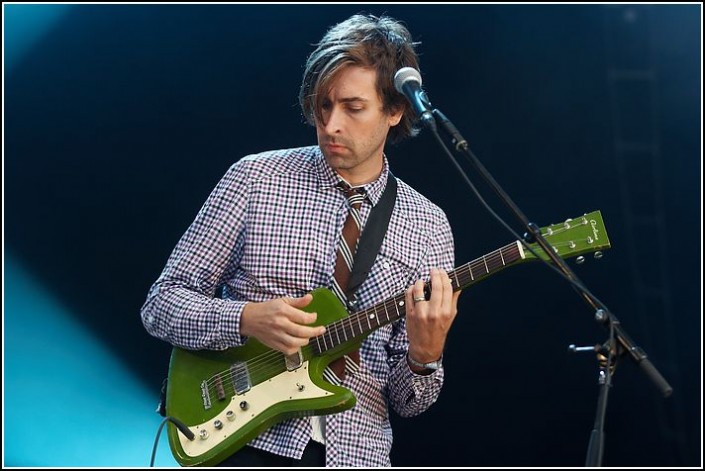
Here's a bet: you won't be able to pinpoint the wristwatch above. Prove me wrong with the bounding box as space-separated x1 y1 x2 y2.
407 353 443 371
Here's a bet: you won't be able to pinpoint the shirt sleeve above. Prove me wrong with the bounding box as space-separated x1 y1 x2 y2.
385 209 455 417
140 161 250 351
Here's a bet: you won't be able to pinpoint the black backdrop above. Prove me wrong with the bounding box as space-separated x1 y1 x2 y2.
5 4 701 467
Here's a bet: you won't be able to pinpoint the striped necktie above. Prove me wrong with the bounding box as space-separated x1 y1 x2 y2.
332 182 366 303
327 181 364 381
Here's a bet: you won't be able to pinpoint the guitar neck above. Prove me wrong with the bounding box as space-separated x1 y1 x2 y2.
312 240 525 354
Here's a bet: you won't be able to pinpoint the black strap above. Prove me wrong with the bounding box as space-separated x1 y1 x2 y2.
346 172 397 300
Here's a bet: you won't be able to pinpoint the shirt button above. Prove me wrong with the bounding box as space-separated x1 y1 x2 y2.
383 262 390 269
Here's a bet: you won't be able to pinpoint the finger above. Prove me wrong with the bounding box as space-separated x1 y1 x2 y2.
438 269 453 313
287 322 326 340
428 268 443 312
285 293 313 309
288 307 319 326
405 285 416 314
450 290 462 319
277 334 311 355
286 309 326 336
413 279 426 307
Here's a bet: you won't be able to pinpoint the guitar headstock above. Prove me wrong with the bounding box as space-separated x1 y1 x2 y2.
523 210 611 261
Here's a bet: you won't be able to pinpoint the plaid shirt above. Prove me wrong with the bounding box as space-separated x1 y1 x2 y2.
141 146 455 466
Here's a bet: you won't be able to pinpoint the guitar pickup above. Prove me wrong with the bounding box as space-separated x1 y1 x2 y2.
230 362 251 395
285 349 303 371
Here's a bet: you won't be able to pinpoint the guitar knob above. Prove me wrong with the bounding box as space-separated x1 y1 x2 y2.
213 420 223 430
226 410 235 421
240 401 249 411
199 429 209 440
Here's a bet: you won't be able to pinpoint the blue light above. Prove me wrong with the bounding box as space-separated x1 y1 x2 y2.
4 253 178 467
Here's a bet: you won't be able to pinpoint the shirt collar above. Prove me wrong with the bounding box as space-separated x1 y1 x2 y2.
314 146 390 207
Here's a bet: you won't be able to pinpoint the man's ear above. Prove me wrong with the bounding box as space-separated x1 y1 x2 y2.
388 106 404 127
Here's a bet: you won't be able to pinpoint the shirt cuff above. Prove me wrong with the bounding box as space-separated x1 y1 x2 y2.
219 299 248 347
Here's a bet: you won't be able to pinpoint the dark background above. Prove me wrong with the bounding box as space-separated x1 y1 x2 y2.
5 4 701 467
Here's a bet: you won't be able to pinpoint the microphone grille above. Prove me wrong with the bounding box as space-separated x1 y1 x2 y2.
394 67 422 93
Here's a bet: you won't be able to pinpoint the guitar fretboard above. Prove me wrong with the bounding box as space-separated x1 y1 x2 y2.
312 241 523 355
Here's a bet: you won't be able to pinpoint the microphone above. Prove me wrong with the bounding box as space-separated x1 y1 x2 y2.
394 67 436 130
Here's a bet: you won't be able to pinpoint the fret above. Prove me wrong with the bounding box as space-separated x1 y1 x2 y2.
499 247 506 266
341 319 350 342
396 296 405 320
315 335 323 354
468 262 475 281
368 311 377 329
334 324 341 346
356 312 364 336
482 255 489 274
452 270 460 289
321 331 328 351
375 303 385 323
384 299 394 323
395 297 403 321
489 251 501 271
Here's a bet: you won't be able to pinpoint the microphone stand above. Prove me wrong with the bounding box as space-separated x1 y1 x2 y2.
425 107 673 466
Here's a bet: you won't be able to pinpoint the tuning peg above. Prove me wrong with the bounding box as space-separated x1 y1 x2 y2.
594 251 603 260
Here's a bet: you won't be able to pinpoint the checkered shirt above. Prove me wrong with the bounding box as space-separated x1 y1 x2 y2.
141 145 455 466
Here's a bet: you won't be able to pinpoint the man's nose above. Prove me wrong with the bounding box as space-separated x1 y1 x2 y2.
323 106 343 135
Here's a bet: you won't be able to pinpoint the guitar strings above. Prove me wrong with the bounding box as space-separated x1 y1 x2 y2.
204 226 592 396
204 294 403 389
206 241 553 392
204 296 406 393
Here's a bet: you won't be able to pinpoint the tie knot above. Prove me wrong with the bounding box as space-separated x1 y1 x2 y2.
337 182 366 205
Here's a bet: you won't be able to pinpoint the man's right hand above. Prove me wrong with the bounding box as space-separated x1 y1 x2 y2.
240 294 326 355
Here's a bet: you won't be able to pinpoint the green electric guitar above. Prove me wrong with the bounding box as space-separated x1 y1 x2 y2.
165 210 611 466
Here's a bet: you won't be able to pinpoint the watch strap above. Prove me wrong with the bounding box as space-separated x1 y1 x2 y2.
407 353 443 370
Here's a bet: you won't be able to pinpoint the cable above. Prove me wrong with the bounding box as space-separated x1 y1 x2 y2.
150 417 170 467
149 416 194 467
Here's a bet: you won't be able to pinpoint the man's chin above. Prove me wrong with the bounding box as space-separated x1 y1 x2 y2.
322 152 351 170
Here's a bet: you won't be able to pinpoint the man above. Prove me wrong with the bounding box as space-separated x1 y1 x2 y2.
141 13 461 467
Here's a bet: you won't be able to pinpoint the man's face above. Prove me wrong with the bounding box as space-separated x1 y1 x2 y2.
316 66 402 186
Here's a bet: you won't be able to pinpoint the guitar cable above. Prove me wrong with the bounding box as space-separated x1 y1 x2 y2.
150 415 195 467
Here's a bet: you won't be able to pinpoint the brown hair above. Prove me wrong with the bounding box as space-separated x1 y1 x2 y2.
299 14 421 144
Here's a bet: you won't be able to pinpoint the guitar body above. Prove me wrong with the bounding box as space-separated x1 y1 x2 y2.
166 288 362 467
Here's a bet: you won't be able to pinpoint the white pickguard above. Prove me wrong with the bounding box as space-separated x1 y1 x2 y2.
178 362 332 457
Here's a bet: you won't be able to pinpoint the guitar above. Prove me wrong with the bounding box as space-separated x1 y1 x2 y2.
166 210 611 466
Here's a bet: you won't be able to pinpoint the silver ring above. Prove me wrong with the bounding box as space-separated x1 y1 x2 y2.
413 296 425 303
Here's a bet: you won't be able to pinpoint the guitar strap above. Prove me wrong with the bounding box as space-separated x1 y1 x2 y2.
345 172 397 304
